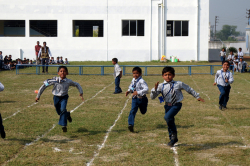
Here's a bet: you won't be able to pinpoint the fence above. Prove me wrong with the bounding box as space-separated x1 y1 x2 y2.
15 64 234 76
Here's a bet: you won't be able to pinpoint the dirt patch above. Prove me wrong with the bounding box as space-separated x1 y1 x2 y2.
240 126 250 129
100 152 130 162
204 116 220 120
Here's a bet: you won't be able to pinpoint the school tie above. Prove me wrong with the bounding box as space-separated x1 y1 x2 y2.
224 73 227 80
170 83 177 105
133 79 137 90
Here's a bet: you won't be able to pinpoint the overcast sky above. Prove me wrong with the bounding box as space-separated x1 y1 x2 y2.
210 0 250 33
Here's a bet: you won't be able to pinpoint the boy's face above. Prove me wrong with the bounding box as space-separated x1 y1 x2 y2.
240 58 243 62
58 68 68 79
132 70 141 79
239 48 242 51
230 52 233 55
222 62 229 71
112 60 116 65
162 72 175 82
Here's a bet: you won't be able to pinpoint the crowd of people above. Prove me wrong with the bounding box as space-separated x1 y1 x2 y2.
220 47 249 73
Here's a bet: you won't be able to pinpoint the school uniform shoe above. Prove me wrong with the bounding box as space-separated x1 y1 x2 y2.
167 132 178 147
113 91 122 94
0 130 6 139
62 126 67 132
219 105 223 110
67 113 72 123
128 125 134 132
222 106 227 109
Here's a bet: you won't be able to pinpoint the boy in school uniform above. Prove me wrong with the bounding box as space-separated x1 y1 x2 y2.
150 67 204 147
213 61 234 110
126 67 148 132
0 82 5 139
219 48 226 65
237 47 244 59
227 51 234 70
238 58 248 73
35 66 84 132
112 58 122 94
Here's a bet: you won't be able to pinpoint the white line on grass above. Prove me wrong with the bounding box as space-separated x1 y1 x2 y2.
244 79 250 84
191 77 210 100
86 96 131 166
3 82 114 165
171 146 180 166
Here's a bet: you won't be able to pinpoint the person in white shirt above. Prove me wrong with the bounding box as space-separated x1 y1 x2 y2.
219 48 226 65
237 47 244 59
213 61 234 110
126 67 148 133
64 58 69 65
238 58 248 73
112 58 122 94
227 51 234 70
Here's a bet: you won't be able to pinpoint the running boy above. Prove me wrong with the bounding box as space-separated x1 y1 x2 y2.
150 67 204 147
0 82 5 138
112 58 122 94
213 61 234 110
35 66 84 132
126 67 148 132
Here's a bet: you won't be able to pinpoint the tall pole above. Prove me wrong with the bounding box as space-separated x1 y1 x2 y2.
214 16 219 40
247 9 250 25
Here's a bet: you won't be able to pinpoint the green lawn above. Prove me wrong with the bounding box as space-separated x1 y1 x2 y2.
0 61 250 166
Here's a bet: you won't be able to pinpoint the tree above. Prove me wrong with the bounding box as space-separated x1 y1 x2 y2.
216 25 240 41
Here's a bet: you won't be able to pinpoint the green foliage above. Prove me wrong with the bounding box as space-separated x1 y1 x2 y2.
216 25 240 41
228 47 237 53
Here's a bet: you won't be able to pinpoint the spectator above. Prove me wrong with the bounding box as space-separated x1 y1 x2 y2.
237 47 243 59
227 51 234 70
4 56 8 64
59 57 64 64
38 41 52 73
238 58 247 73
64 58 69 64
8 55 12 62
29 60 33 64
7 57 12 64
51 57 55 64
219 48 226 65
0 51 3 70
55 57 60 64
35 41 41 65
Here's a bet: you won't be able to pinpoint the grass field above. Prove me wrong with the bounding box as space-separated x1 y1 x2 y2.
0 61 250 166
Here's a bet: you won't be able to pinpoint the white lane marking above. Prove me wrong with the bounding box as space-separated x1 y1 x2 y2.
191 77 210 100
4 82 114 165
86 96 131 166
244 79 250 84
3 102 38 121
171 146 180 166
53 147 62 152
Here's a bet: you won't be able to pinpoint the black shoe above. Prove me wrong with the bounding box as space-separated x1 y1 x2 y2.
0 130 6 139
113 91 122 94
62 126 67 132
128 125 134 132
222 106 227 109
219 105 223 110
67 113 72 123
167 132 178 147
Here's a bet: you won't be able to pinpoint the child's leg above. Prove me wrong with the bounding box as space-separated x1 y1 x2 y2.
138 97 148 114
223 86 231 107
53 95 69 127
128 98 139 126
114 76 122 93
217 85 226 106
164 103 182 139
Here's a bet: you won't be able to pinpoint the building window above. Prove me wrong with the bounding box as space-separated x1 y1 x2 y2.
30 20 57 37
122 20 144 36
73 20 103 37
0 20 25 37
166 20 189 37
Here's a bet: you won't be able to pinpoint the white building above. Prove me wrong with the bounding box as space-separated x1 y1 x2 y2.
0 0 209 62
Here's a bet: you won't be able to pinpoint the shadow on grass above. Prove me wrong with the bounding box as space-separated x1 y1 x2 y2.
156 124 194 129
0 101 16 103
76 127 126 135
6 138 33 145
177 141 244 151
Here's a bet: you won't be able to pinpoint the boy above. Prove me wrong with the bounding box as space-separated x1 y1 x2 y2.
59 57 64 64
64 58 69 65
227 51 234 70
35 66 84 132
213 61 234 110
51 57 55 64
112 58 122 94
219 48 226 65
126 67 148 132
150 67 204 147
0 82 5 139
238 58 248 73
237 47 244 59
55 57 60 64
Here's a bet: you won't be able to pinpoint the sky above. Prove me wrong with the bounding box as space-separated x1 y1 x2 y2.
210 0 250 33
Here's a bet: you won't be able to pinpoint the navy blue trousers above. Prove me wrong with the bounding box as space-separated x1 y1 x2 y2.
0 113 4 134
220 56 225 65
164 103 182 139
128 97 148 126
217 85 231 107
115 76 122 93
53 95 70 126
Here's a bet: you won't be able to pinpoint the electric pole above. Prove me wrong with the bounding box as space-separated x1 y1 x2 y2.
247 9 250 25
215 16 219 40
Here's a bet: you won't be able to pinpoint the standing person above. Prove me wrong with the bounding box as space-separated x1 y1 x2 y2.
213 61 234 110
0 51 3 70
38 42 52 73
237 47 244 59
227 51 234 70
219 48 226 65
125 67 149 132
35 41 41 65
150 67 204 147
112 58 122 94
35 66 84 132
0 82 5 138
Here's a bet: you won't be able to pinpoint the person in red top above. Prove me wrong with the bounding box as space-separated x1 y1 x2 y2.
35 41 41 65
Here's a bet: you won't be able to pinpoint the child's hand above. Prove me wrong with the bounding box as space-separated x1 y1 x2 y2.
35 97 39 102
213 83 217 86
80 94 84 101
120 75 122 78
225 79 228 83
132 91 138 96
197 98 205 102
125 91 130 97
155 82 159 90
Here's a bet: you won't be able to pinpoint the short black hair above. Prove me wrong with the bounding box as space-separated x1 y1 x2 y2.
239 47 242 50
132 66 142 74
162 66 175 75
112 58 118 63
58 66 68 73
222 61 230 65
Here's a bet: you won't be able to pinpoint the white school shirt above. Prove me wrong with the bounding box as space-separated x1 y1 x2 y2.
113 64 122 78
0 82 4 92
227 54 234 61
238 61 247 70
214 69 234 86
150 80 200 103
128 77 148 96
238 51 243 58
220 51 226 57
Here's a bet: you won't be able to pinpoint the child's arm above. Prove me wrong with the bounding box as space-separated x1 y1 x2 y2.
180 82 204 102
134 80 148 96
228 72 234 84
0 82 4 92
69 80 84 101
213 71 219 86
35 79 55 102
125 80 134 96
119 71 122 78
150 82 162 99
